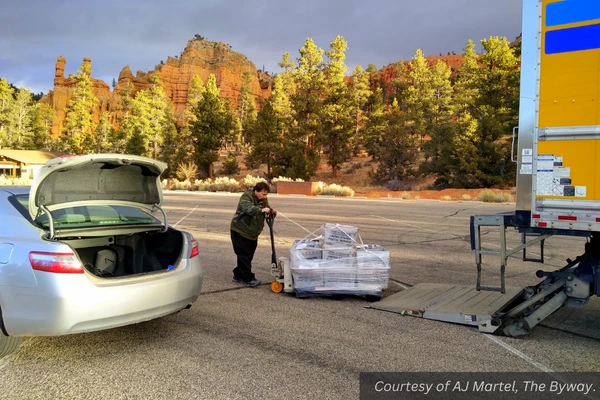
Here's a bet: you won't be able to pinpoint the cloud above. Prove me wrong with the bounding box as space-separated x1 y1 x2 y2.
0 0 522 94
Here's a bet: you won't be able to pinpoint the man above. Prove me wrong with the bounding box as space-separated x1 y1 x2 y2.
230 182 277 287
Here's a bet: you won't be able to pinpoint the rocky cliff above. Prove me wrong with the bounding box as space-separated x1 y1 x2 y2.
42 39 273 136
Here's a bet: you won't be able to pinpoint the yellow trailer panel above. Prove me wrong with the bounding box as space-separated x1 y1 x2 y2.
533 0 600 206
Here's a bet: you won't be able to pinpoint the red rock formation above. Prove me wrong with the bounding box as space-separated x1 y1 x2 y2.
42 39 274 136
40 43 464 138
42 56 114 136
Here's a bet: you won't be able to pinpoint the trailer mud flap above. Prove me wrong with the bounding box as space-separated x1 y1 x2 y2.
369 283 523 333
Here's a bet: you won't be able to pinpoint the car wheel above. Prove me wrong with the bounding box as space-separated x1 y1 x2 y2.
0 335 21 358
0 309 22 358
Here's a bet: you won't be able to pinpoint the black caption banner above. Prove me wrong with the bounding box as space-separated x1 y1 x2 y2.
360 372 600 400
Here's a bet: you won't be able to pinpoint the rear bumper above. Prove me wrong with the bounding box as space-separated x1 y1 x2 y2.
0 257 204 336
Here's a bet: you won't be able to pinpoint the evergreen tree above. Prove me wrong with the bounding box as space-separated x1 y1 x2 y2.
402 49 435 140
91 111 112 152
189 74 234 178
122 89 152 155
32 103 55 150
184 74 205 123
158 107 180 177
319 35 354 177
222 152 240 175
247 100 280 177
362 88 387 160
471 36 519 187
174 74 207 167
235 71 257 147
0 78 16 148
122 75 169 157
288 38 325 178
372 100 420 184
11 88 35 149
348 65 372 153
270 74 294 128
429 60 454 125
146 75 168 159
428 39 482 187
61 61 99 154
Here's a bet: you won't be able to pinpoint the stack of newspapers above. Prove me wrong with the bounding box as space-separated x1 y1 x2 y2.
290 223 390 297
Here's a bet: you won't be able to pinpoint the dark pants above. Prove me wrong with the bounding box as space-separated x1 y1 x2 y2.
231 230 258 281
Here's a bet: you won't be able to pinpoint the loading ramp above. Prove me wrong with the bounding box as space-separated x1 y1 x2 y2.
370 283 524 333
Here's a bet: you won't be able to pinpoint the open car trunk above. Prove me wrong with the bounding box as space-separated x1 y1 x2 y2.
66 227 185 277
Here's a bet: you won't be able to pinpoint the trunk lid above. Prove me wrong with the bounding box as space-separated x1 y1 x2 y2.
29 154 167 219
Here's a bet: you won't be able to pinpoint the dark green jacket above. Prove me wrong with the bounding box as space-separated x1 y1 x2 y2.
230 190 270 240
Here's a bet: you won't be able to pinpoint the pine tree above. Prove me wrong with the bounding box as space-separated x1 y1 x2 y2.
146 75 168 159
91 112 112 152
32 103 55 150
362 87 387 160
121 75 169 157
429 60 453 125
235 71 257 147
0 78 15 148
348 65 372 153
372 99 420 184
158 108 180 177
11 88 35 149
247 100 281 177
319 35 354 177
270 74 293 128
189 74 234 178
122 89 152 155
471 36 519 187
402 49 435 140
184 74 205 123
61 62 99 154
287 38 325 178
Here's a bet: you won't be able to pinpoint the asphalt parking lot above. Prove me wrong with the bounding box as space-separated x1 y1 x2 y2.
1 192 599 400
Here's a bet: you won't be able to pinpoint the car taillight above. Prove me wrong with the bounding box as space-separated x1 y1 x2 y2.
29 251 84 274
190 238 199 258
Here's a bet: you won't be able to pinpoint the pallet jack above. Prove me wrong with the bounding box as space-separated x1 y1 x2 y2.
266 210 294 294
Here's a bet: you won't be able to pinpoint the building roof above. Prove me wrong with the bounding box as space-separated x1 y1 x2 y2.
0 150 68 165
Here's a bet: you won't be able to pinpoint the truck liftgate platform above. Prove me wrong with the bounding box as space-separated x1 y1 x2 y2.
369 283 524 334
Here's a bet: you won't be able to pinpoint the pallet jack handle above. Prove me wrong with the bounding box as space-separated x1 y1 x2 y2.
265 209 277 266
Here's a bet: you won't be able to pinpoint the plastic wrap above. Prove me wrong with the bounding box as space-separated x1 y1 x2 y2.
290 224 390 297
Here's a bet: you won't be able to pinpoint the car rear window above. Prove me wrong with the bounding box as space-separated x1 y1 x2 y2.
12 194 160 229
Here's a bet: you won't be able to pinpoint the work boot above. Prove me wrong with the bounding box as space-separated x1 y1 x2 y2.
244 279 261 287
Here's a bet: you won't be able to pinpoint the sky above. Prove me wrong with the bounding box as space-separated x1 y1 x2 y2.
0 0 523 95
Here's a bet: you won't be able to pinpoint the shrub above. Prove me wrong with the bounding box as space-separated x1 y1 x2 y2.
222 152 240 176
345 162 363 174
478 190 513 203
241 175 268 191
498 193 513 202
461 194 472 201
440 195 453 201
0 175 33 186
400 191 411 200
386 178 412 191
200 177 240 192
314 183 355 196
177 162 198 181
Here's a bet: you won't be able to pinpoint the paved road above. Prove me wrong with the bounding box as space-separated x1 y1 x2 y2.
1 192 599 399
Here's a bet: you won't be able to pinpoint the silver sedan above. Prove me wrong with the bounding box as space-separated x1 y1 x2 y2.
0 154 204 357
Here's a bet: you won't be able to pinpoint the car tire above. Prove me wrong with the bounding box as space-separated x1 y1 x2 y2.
0 309 22 358
0 335 21 358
